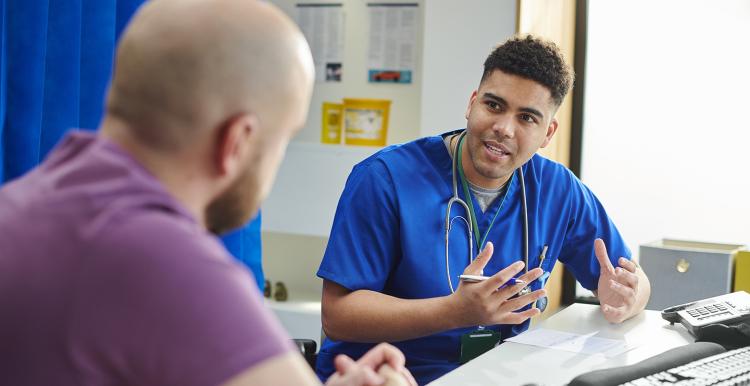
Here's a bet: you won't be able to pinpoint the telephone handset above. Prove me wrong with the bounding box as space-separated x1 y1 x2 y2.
661 291 750 339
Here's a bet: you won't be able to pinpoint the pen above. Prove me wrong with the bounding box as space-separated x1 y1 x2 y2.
459 274 526 287
538 245 548 268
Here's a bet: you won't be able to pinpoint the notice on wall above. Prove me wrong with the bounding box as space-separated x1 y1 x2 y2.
296 3 345 83
366 3 418 84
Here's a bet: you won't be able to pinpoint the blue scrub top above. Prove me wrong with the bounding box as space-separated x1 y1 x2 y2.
316 130 631 385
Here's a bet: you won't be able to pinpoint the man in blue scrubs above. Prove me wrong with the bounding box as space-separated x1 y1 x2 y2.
316 35 652 385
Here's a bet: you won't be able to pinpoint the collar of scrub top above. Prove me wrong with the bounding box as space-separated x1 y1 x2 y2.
445 131 531 296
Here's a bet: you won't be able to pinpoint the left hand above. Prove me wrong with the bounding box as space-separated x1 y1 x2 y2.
594 238 640 323
325 343 417 386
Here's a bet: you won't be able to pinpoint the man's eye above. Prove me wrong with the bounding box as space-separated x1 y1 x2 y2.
520 114 536 124
486 101 499 110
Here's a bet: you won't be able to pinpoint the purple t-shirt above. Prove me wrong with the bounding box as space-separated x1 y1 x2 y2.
0 132 292 386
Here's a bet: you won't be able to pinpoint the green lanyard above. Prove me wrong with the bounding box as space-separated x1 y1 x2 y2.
456 134 513 251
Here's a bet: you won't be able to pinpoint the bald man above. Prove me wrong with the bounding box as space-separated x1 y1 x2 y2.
0 1 414 386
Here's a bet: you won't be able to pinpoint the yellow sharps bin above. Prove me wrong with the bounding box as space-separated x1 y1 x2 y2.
321 102 343 144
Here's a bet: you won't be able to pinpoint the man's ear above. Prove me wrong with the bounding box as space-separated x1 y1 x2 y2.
215 113 259 177
539 118 558 148
465 90 478 120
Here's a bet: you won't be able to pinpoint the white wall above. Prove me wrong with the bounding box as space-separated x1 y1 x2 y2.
582 0 750 257
264 0 425 238
420 0 517 136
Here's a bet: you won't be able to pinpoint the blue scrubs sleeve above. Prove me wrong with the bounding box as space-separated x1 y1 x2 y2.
317 159 400 291
558 172 631 291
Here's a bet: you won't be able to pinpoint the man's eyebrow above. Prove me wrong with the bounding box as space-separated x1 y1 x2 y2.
482 92 507 107
482 92 545 120
520 107 544 120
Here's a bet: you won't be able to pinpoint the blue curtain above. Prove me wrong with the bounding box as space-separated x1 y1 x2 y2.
0 0 264 291
221 213 264 290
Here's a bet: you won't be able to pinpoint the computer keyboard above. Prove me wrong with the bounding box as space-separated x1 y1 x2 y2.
619 346 750 386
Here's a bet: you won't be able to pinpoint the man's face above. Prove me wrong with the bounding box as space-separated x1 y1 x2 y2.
206 78 312 235
463 70 558 187
205 156 258 235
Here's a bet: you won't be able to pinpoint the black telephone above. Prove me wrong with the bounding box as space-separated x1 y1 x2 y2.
661 291 750 347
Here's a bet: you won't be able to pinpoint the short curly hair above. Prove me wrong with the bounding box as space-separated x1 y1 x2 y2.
482 35 574 107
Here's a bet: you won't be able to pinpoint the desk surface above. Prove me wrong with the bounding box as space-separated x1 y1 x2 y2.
429 303 693 386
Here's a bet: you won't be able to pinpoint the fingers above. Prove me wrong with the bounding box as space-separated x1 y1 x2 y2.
498 288 547 315
515 268 544 289
357 343 406 372
499 306 542 324
463 241 494 276
615 266 639 289
594 238 615 275
489 267 543 299
330 354 385 386
606 278 636 308
618 257 638 274
378 364 411 386
399 367 418 386
609 278 635 299
601 303 628 323
490 288 547 325
483 259 525 291
351 344 416 386
334 354 356 374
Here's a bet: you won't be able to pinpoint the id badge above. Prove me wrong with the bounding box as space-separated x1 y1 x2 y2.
459 329 501 364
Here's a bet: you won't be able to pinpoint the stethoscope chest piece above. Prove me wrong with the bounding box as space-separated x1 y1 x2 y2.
535 295 548 313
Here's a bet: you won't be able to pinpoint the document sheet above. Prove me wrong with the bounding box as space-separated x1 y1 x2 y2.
504 328 635 357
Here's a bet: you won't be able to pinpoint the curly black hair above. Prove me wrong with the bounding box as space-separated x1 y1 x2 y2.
481 35 574 107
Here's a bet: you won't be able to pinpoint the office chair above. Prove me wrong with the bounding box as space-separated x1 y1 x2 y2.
293 338 318 369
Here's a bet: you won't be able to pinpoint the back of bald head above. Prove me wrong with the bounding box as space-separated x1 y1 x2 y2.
106 0 312 151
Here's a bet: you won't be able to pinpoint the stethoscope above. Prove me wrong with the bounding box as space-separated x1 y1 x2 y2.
444 131 531 296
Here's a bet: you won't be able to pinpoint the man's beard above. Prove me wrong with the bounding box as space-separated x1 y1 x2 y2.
205 166 258 235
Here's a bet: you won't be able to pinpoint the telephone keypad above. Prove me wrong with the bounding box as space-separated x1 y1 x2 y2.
686 302 733 321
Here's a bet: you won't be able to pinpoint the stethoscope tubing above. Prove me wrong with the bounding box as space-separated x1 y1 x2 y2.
445 131 529 294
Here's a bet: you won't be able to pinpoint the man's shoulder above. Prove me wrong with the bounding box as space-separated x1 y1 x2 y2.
528 153 578 184
86 208 232 271
528 154 603 212
529 153 571 172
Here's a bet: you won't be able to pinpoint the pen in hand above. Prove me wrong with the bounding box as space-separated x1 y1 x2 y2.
459 274 526 288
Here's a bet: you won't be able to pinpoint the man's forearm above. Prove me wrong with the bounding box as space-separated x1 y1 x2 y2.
321 281 463 343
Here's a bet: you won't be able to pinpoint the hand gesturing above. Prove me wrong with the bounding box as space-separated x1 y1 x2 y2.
594 238 640 323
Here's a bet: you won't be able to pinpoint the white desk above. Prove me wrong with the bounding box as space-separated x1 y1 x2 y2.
429 303 693 386
266 299 323 347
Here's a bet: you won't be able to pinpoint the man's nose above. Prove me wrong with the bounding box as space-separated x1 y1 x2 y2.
492 114 514 138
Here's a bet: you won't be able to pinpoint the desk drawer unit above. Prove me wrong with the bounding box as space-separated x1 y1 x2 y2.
640 239 746 310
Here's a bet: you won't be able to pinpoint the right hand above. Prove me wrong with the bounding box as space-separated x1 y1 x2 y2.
451 241 547 327
324 343 417 386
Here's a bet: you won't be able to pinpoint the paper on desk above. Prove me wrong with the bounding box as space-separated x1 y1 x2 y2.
504 328 635 358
